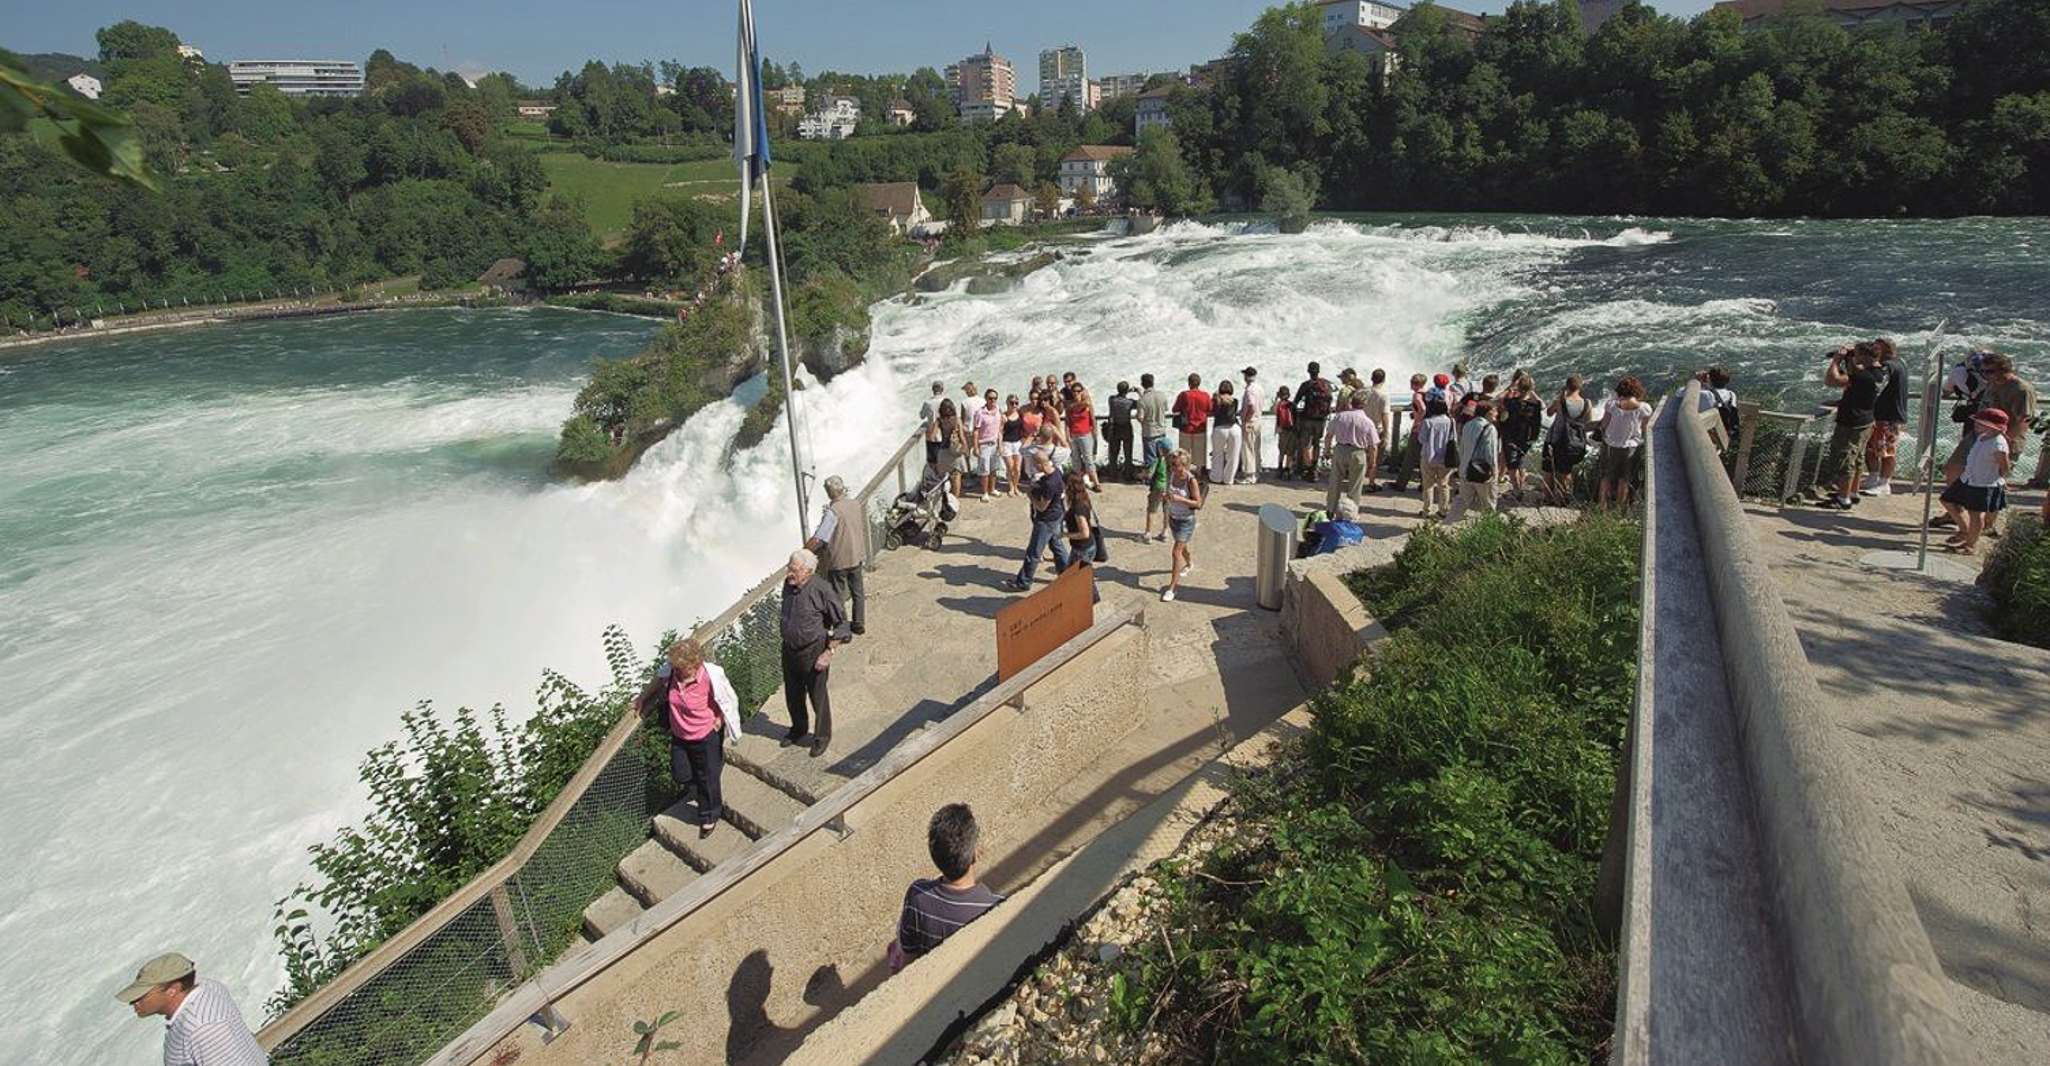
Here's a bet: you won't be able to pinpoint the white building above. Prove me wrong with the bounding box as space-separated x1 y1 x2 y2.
1318 0 1407 32
176 44 204 60
885 98 916 126
228 60 365 97
516 100 557 119
1134 87 1173 136
1058 145 1134 202
797 94 860 140
1040 44 1091 113
852 182 933 234
65 73 102 100
1096 73 1151 100
981 183 1033 225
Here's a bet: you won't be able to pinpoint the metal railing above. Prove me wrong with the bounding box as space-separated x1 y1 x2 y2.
423 602 1149 1066
260 429 925 1065
1726 395 2046 504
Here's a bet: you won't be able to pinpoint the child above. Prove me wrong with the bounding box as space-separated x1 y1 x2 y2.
1938 409 2012 555
888 804 1004 971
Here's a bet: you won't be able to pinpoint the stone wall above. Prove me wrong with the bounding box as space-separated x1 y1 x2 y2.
493 623 1151 1066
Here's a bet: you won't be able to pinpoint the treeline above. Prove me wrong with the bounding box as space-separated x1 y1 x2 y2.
0 22 606 326
1143 0 2050 217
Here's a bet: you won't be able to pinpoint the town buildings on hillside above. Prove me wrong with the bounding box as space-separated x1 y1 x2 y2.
1058 145 1134 202
65 73 102 100
1710 0 1962 29
516 100 557 119
1135 87 1173 136
886 99 916 126
772 84 805 114
948 43 1017 121
798 94 860 140
981 182 1033 225
852 182 933 234
1095 73 1152 101
1040 45 1096 113
227 59 365 97
1318 0 1405 31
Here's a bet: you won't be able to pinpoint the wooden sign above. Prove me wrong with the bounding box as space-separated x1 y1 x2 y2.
996 564 1096 681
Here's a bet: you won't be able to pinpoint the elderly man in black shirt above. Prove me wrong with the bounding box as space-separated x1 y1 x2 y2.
780 548 849 758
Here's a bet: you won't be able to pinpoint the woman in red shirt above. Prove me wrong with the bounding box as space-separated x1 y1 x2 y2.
1065 383 1101 491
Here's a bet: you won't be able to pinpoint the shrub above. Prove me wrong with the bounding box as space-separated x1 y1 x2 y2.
1982 512 2049 648
1125 514 1639 1063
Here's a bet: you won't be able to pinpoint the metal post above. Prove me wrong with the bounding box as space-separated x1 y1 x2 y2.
1913 323 1949 572
756 172 811 542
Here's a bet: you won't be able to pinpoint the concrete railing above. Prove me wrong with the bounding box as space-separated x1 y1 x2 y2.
425 602 1150 1066
1610 380 1970 1064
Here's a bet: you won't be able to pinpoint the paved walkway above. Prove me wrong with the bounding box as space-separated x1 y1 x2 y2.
1746 484 2050 1063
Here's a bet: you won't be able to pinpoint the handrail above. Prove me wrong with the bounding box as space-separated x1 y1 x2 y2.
1668 379 1969 1063
424 602 1148 1066
259 427 927 1054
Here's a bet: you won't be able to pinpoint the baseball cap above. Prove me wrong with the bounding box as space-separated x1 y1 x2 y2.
115 952 195 1004
1971 408 2010 433
1241 366 1257 377
1433 373 1450 388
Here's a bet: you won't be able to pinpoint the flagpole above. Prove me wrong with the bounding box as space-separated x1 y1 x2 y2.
758 172 811 543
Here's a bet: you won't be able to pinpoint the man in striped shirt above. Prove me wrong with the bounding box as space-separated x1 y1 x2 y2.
117 952 268 1065
888 803 1005 970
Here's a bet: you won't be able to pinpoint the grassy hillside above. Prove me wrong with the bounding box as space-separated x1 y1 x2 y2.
538 151 801 238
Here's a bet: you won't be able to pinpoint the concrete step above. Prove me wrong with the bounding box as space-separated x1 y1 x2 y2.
654 800 755 872
618 838 700 908
725 731 850 805
580 885 643 941
718 768 810 838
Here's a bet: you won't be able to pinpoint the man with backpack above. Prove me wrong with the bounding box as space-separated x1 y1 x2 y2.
1292 361 1334 481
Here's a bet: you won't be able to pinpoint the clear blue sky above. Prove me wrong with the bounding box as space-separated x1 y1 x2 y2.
11 0 1723 91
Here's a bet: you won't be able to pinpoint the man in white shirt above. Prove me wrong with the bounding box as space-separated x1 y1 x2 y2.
1237 366 1264 483
118 952 268 1065
1323 391 1382 514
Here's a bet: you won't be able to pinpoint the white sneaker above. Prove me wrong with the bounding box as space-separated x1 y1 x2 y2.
1179 564 1192 576
1160 588 1176 602
1862 481 1891 497
1859 474 1885 492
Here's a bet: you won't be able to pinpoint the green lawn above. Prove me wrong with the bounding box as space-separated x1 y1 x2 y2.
538 152 801 237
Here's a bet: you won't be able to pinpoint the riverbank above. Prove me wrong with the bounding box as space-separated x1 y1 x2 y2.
0 289 493 354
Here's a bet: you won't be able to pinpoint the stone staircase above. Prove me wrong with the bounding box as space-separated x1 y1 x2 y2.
580 741 831 942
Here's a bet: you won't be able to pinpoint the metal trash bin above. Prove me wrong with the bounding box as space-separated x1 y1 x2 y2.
1255 502 1298 611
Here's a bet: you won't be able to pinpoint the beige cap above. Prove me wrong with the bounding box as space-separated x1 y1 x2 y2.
115 952 195 1004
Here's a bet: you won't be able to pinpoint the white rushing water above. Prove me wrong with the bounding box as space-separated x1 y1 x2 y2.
5 219 1682 1063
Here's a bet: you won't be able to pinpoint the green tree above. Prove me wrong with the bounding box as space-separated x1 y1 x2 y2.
521 194 605 289
990 141 1037 187
1260 164 1315 232
617 195 722 285
1115 128 1211 216
940 165 984 226
95 20 181 62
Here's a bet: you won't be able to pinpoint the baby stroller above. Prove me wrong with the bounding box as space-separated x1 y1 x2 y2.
882 461 958 550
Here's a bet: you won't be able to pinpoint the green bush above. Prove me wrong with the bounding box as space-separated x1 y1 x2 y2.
1983 512 2049 648
555 413 614 467
1126 514 1639 1063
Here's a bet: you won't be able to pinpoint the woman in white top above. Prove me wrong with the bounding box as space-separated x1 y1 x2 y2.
1597 376 1655 510
1162 449 1203 602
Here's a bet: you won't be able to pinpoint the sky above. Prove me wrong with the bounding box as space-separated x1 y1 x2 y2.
12 0 1724 92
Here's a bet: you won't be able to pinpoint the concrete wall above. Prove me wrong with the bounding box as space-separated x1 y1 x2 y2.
1663 384 1970 1064
491 623 1150 1066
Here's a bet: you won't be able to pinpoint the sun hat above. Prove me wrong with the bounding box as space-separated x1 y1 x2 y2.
1433 373 1450 388
1971 408 2009 433
115 952 195 1004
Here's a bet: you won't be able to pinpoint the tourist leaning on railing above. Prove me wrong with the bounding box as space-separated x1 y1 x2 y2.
806 476 870 637
887 804 1004 973
1597 377 1654 511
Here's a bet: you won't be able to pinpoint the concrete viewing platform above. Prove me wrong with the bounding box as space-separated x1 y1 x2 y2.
1744 487 2050 1063
507 465 1489 1066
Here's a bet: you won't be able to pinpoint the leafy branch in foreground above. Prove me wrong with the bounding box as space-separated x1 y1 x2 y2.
0 54 158 190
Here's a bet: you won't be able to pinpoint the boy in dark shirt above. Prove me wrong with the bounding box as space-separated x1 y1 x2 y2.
889 804 1005 970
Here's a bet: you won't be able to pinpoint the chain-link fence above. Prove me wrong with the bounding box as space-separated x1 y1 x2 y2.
264 429 926 1066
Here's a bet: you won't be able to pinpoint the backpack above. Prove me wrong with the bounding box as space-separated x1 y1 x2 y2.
1950 364 1985 424
1715 390 1741 441
1301 378 1333 420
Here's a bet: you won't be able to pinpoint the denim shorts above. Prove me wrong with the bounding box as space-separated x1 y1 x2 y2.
1169 515 1197 543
